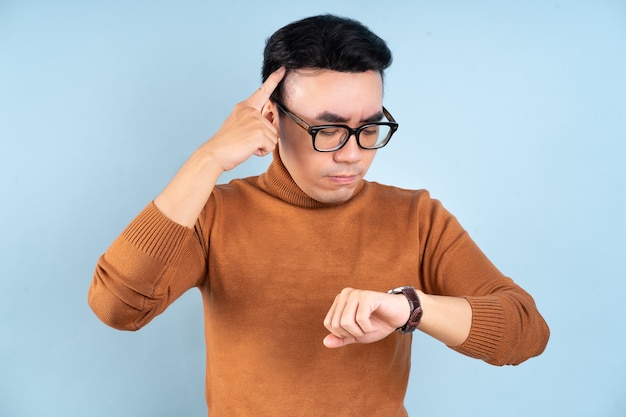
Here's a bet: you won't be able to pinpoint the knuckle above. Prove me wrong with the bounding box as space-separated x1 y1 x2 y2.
355 310 369 324
233 101 248 111
339 317 352 328
340 287 354 297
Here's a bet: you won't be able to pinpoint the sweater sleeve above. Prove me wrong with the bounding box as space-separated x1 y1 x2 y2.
417 194 550 366
88 202 207 331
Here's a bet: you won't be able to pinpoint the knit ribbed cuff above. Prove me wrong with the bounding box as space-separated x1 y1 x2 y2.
451 296 507 362
122 202 193 266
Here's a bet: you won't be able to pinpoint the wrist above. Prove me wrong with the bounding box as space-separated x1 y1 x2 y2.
387 286 423 334
192 144 228 177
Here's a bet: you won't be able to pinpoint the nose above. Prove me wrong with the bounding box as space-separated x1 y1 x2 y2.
332 133 363 163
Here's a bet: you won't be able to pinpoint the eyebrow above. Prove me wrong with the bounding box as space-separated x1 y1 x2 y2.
315 110 385 124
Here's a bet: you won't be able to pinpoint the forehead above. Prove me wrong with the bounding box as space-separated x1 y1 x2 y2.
283 69 384 115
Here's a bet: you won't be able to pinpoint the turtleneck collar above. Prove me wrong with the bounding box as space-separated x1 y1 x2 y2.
257 150 366 209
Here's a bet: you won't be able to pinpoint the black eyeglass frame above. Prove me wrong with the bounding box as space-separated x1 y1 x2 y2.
273 100 399 152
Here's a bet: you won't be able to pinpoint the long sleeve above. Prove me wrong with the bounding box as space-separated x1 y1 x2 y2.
417 195 550 366
88 202 207 331
87 157 550 416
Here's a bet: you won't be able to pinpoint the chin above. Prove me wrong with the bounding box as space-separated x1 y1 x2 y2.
312 188 356 204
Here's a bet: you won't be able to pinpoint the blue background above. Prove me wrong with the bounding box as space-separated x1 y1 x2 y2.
1 1 625 416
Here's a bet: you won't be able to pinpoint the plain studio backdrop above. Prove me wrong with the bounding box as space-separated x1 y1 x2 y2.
1 1 625 416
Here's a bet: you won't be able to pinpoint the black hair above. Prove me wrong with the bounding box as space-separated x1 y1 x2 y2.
262 14 392 101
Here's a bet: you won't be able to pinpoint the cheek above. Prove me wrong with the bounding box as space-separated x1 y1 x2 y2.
279 126 311 171
277 120 298 152
279 135 330 183
363 151 377 169
278 121 315 160
282 140 320 174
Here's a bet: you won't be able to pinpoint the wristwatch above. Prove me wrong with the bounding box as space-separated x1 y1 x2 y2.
387 286 423 334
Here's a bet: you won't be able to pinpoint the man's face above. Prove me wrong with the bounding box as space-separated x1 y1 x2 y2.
274 69 384 204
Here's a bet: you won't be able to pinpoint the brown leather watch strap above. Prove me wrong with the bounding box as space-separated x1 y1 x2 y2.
387 286 423 334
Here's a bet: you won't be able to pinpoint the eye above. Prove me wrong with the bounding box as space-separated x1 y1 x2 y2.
361 126 380 136
318 128 341 136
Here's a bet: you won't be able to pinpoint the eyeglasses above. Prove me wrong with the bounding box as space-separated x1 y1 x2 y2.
274 101 399 152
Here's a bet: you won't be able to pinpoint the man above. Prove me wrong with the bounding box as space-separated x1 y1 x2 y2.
89 14 549 416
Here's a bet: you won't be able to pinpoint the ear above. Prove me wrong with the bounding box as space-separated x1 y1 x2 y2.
261 100 279 126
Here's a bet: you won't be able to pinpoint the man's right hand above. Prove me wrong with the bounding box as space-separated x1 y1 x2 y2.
153 67 286 227
201 67 286 172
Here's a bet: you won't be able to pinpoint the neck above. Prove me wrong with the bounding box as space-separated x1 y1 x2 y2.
258 151 366 209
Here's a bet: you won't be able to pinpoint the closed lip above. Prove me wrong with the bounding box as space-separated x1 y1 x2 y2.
327 174 359 183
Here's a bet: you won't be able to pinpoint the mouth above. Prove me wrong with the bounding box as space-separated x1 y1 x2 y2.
327 174 360 185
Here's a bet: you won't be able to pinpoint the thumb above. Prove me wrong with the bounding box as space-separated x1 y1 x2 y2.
323 334 356 349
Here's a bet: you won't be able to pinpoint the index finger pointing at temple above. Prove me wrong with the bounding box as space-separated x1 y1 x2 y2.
246 67 286 110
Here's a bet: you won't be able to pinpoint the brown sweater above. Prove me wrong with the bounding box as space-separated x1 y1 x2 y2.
89 153 549 416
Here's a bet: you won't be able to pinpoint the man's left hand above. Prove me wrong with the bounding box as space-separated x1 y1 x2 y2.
323 288 410 348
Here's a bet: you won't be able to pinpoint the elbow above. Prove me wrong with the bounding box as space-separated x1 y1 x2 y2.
88 259 163 331
519 314 551 363
88 287 141 331
491 328 550 366
490 311 551 366
512 302 551 365
89 250 168 331
455 295 551 366
88 269 164 331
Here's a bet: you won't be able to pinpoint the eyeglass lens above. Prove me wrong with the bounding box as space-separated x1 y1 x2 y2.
314 125 392 151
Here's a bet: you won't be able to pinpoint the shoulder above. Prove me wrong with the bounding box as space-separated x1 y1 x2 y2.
198 175 263 222
363 180 436 205
211 175 263 199
362 181 456 223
